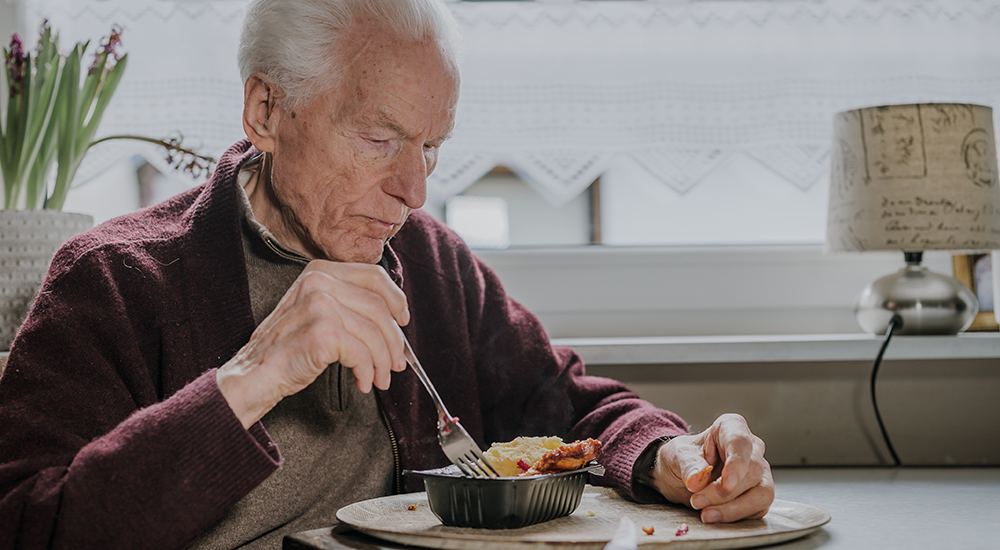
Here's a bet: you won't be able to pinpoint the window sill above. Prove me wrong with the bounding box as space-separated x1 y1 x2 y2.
552 332 1000 365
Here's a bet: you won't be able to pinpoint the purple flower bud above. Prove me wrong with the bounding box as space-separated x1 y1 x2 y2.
102 24 123 58
90 24 124 74
5 34 26 96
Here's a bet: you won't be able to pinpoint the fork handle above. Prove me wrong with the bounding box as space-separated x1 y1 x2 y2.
402 336 454 422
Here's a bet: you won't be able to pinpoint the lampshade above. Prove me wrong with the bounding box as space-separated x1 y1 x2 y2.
826 103 1000 335
827 103 1000 253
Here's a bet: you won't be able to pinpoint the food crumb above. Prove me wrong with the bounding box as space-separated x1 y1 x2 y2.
587 511 596 517
642 526 655 535
407 504 418 511
675 523 689 536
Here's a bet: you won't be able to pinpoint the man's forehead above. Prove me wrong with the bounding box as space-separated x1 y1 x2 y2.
325 20 459 137
358 107 456 139
356 110 408 136
336 16 459 86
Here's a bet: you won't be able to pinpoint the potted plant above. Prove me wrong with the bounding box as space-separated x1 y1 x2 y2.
0 23 213 351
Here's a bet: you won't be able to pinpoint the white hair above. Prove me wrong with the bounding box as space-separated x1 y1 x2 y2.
238 0 461 109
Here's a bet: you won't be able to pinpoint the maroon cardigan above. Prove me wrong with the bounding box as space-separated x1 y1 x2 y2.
0 140 687 549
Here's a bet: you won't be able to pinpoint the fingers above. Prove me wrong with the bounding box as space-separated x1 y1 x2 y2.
652 414 774 524
649 435 710 504
689 446 764 510
714 413 758 492
691 464 774 524
322 303 388 392
685 464 715 493
256 262 409 390
219 260 413 427
659 432 716 495
305 261 410 326
323 278 406 379
672 439 714 494
687 414 772 523
293 262 408 380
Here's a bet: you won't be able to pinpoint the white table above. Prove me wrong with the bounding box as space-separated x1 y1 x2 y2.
285 467 1000 549
770 467 1000 549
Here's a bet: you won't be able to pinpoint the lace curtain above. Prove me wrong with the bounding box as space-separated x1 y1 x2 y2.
22 0 1000 205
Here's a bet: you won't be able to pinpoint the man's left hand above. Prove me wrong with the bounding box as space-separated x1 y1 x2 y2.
649 413 774 523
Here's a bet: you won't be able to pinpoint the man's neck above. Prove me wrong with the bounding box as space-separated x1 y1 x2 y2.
243 153 317 260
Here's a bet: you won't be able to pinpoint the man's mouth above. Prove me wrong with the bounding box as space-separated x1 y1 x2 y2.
366 217 396 230
366 208 410 231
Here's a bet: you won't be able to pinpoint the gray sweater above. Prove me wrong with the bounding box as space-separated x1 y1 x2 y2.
190 155 394 549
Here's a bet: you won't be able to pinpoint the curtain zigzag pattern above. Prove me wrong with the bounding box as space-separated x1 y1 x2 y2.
23 0 1000 204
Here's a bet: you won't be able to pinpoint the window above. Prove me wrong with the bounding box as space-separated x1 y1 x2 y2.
19 0 1000 249
428 0 1000 248
12 0 999 336
431 168 595 247
444 195 511 249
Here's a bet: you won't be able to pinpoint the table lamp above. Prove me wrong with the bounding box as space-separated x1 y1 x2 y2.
826 103 1000 335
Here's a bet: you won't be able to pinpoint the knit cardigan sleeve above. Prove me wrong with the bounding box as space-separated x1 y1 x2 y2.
386 211 689 503
0 228 280 549
467 254 690 502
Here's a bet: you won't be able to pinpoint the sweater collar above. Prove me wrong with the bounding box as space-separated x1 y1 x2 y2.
182 139 261 370
380 239 405 290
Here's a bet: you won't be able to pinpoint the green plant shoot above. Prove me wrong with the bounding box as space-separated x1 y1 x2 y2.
1 26 63 209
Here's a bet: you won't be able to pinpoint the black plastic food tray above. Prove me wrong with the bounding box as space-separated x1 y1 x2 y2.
404 463 603 530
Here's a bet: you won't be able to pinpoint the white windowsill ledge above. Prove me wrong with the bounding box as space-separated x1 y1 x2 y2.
552 333 1000 365
5 334 996 370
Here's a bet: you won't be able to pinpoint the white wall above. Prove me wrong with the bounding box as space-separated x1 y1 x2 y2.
0 1 20 40
590 357 1000 467
476 245 955 338
61 158 142 225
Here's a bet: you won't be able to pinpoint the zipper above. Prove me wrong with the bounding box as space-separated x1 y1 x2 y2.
376 393 402 494
262 234 402 488
263 236 309 264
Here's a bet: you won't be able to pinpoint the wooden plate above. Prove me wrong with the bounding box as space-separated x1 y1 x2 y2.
336 486 830 549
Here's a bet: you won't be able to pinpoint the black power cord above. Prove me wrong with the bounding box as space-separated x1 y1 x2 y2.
870 315 903 466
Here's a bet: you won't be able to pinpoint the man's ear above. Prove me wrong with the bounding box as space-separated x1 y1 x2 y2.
242 73 282 153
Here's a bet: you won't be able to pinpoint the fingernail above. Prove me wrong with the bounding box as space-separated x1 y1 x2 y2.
724 473 739 491
702 509 722 523
691 495 709 510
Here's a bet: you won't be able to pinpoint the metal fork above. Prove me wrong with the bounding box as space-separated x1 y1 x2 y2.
402 335 500 478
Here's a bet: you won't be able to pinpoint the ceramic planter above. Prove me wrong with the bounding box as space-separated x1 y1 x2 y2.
0 210 92 351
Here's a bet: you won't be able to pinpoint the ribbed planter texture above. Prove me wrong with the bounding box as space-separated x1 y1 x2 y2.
0 210 93 351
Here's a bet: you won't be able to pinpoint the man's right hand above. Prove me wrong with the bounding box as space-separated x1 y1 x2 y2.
216 260 410 429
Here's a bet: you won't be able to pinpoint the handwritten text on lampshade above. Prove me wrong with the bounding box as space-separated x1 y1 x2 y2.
826 103 1000 252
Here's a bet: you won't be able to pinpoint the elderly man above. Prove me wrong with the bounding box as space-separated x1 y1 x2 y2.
0 0 772 548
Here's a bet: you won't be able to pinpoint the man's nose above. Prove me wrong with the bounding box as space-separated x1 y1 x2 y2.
386 143 428 209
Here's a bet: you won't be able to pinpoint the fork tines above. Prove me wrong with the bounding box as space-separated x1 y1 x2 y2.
455 451 500 478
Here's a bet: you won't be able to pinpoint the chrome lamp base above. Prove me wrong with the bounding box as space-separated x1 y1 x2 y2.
855 252 979 335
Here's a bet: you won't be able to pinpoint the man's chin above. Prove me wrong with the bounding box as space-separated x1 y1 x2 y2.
323 236 390 264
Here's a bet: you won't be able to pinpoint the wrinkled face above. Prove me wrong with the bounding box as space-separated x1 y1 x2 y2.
268 19 459 263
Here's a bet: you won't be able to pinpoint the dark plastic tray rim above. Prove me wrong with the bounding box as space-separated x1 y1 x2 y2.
405 462 605 481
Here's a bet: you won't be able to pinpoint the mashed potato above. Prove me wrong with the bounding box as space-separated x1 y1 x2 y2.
483 436 563 477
